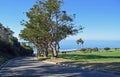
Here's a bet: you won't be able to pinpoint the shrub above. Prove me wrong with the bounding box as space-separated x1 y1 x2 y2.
104 47 110 51
80 48 86 52
92 47 99 52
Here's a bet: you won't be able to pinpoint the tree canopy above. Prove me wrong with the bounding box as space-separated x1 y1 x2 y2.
20 0 83 58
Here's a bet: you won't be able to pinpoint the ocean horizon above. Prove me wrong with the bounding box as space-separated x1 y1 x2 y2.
33 40 120 53
59 40 120 51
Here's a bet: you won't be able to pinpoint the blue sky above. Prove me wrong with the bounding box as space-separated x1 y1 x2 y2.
0 0 120 41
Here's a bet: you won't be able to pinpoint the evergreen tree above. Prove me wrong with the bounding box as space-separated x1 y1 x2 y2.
20 0 82 58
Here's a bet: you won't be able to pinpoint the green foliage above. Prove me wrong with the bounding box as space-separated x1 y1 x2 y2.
92 47 99 52
79 48 99 53
20 0 82 58
0 22 33 58
20 42 33 55
80 48 87 52
104 47 110 51
76 38 84 45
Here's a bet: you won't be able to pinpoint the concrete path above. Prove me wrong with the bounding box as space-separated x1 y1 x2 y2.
0 57 119 77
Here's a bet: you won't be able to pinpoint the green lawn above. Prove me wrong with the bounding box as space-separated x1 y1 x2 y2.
59 50 120 62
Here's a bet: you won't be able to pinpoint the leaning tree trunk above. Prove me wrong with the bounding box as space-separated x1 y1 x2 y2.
48 43 58 58
51 44 58 57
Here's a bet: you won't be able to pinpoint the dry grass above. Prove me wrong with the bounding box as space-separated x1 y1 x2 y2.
34 57 72 62
35 57 120 74
45 58 72 63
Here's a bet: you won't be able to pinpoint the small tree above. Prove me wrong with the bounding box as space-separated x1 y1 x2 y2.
76 38 84 48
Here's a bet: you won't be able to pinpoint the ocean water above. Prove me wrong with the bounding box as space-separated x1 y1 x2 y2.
33 40 120 53
59 40 120 51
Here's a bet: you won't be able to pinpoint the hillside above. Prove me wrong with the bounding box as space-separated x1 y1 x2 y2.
0 23 33 65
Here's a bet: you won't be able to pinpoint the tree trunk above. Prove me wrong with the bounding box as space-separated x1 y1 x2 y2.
51 44 57 57
37 49 40 57
48 44 57 58
44 47 48 57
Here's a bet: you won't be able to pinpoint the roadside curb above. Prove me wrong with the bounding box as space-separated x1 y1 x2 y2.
0 57 24 70
0 60 9 70
42 61 57 64
0 57 20 70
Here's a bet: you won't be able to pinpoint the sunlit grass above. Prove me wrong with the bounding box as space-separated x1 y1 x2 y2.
58 50 120 62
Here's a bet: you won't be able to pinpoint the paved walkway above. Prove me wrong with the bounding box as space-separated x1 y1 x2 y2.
0 57 119 77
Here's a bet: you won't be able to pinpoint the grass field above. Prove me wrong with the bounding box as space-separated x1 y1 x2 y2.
58 50 120 62
58 49 120 73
